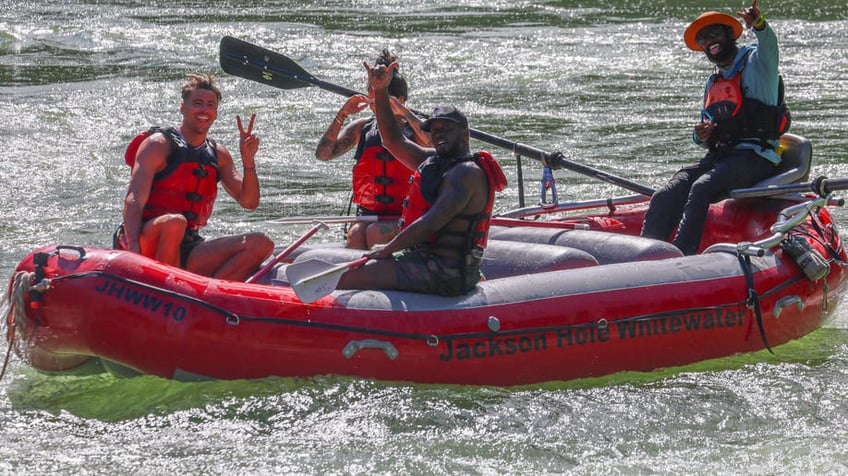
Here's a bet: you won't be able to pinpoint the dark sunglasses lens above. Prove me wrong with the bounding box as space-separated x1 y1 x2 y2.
696 25 724 44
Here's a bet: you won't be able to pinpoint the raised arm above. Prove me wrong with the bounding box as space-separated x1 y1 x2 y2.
365 61 433 171
315 95 371 161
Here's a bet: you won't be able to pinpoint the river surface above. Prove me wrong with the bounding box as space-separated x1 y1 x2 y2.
2 0 848 473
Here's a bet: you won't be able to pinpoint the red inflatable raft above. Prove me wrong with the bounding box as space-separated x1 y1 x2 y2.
4 192 846 386
5 133 848 385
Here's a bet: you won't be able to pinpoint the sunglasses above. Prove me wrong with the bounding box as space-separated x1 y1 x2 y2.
696 25 728 46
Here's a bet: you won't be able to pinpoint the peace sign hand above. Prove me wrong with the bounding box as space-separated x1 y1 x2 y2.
236 113 259 160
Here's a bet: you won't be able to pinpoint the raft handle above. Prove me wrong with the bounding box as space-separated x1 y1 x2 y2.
773 295 803 319
342 339 399 360
55 245 86 261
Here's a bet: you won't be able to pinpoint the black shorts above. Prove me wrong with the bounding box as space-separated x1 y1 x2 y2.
113 223 204 269
179 229 205 268
394 246 483 296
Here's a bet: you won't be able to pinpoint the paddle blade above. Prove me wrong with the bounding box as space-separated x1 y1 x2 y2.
286 257 369 304
245 222 328 284
219 36 314 90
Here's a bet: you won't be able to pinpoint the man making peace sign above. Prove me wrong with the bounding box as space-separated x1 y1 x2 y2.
117 73 273 280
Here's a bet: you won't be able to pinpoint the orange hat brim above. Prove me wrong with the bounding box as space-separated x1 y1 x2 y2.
684 11 743 51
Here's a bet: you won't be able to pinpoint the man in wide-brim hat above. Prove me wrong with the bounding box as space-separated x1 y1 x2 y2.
641 0 790 256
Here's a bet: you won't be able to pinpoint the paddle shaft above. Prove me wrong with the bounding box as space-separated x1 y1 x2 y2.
304 256 369 284
268 215 399 225
219 36 655 197
246 222 328 284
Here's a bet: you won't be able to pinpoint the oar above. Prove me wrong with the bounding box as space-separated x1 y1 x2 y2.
246 221 329 284
467 129 654 196
267 215 399 225
219 36 358 96
286 256 369 304
219 36 655 197
730 176 848 200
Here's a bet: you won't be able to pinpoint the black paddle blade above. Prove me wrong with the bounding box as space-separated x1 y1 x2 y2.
219 36 314 90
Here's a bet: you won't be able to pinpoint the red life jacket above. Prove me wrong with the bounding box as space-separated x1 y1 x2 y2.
351 119 413 215
703 53 791 148
400 151 507 251
125 127 219 230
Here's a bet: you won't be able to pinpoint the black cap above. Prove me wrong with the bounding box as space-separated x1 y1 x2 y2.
421 105 468 132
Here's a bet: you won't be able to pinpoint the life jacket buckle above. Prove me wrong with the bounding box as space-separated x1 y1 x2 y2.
193 167 209 178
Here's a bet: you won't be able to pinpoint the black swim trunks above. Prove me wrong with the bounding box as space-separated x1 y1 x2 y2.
394 246 483 296
112 223 204 269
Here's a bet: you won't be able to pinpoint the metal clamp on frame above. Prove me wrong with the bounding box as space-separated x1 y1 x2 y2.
539 157 558 209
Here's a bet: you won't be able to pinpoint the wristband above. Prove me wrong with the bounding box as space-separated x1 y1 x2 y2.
335 114 346 125
753 15 766 30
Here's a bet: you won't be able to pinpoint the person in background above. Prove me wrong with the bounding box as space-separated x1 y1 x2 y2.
315 49 430 250
640 0 789 255
116 73 274 280
335 61 507 296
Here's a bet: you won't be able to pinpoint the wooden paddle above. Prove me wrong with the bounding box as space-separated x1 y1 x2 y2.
218 36 656 197
285 256 369 304
246 221 329 284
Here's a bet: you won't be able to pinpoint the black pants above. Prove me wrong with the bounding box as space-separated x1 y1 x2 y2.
641 148 778 255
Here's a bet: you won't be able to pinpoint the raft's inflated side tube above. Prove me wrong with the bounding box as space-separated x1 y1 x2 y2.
489 227 683 264
480 240 598 279
330 251 763 310
277 240 599 283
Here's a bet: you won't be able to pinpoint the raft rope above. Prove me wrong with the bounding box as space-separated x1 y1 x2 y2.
807 208 848 265
9 266 780 346
785 211 844 313
50 271 242 324
241 287 797 345
0 271 49 381
737 253 773 354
